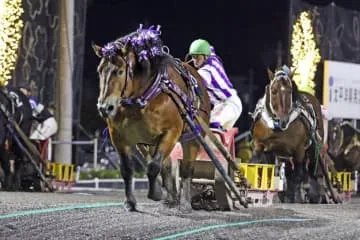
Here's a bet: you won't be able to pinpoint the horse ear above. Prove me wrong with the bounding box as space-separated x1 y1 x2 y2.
267 68 274 81
92 42 102 58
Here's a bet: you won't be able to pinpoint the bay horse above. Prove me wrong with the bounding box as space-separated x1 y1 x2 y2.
328 120 360 172
250 66 334 203
92 25 211 211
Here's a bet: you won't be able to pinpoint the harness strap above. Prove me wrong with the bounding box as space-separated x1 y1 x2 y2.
119 58 200 115
120 70 163 107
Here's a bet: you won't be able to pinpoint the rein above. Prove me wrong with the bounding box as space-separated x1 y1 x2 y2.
115 56 204 142
116 60 164 107
114 56 201 119
98 25 205 142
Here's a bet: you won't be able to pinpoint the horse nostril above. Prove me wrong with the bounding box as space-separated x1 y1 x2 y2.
106 104 115 113
98 106 107 117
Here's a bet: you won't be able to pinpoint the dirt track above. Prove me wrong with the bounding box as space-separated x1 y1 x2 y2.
1 190 360 240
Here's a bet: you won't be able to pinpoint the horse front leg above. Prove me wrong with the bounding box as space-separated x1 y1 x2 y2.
147 151 164 201
147 131 181 203
117 145 137 211
249 140 267 163
290 151 306 203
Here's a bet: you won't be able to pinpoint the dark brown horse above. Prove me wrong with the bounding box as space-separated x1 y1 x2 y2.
250 66 333 203
92 25 211 211
328 120 360 172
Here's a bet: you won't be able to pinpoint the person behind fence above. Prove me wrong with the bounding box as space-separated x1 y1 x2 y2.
18 83 58 140
321 105 332 145
188 39 243 131
28 96 58 141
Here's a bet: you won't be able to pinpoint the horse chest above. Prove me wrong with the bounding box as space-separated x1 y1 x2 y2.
256 119 308 154
108 113 161 145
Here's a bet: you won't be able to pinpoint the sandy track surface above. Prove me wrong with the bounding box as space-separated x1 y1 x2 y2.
1 190 360 240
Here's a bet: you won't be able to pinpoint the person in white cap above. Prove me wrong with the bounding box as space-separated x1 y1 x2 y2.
321 105 332 144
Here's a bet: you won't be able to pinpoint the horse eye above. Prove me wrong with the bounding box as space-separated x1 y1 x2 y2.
117 70 124 75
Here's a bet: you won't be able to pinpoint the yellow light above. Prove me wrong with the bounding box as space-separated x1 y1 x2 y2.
290 11 321 95
0 0 24 86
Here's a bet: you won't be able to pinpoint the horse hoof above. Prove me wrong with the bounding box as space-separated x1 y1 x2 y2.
124 200 137 212
163 199 179 208
148 186 163 201
179 201 192 213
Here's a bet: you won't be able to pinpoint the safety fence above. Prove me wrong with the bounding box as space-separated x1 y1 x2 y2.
44 131 358 195
48 138 98 168
47 161 358 196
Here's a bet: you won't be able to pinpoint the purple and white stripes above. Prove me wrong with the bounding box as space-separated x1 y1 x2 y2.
197 56 236 105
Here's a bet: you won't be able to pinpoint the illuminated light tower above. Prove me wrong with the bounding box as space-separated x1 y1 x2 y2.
0 0 24 86
290 11 321 96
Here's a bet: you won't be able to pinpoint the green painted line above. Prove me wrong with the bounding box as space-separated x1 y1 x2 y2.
153 218 312 240
1 204 311 240
0 202 152 220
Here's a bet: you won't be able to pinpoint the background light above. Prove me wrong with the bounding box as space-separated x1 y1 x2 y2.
0 0 24 86
290 11 321 96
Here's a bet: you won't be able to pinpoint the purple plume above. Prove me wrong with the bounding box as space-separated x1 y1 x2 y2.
101 43 117 57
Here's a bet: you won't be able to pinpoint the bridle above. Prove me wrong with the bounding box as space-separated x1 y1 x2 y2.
269 70 293 117
118 53 132 101
99 47 137 107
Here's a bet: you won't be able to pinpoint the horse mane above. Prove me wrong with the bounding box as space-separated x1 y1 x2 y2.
100 25 173 80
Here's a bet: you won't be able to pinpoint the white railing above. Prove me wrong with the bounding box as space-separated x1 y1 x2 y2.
48 138 98 168
74 165 358 193
75 178 149 190
75 166 148 190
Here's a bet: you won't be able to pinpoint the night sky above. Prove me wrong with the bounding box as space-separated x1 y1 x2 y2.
82 0 354 133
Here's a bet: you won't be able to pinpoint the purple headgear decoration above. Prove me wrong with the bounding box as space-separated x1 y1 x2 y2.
129 25 161 46
101 24 165 62
101 42 118 57
138 50 149 61
150 46 162 56
127 24 164 61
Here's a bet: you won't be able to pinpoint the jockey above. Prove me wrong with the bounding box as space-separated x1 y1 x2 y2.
188 39 242 131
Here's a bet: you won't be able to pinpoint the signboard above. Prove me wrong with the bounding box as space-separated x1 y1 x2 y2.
323 60 360 119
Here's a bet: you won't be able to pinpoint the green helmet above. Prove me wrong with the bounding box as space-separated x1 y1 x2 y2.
188 39 211 56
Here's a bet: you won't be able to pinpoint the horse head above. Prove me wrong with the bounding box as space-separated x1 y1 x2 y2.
92 25 163 119
267 66 296 120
